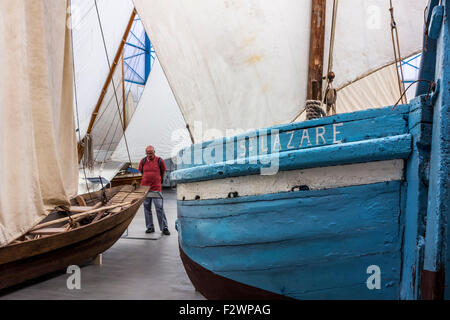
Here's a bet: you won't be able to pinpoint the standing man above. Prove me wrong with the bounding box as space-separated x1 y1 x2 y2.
139 146 170 235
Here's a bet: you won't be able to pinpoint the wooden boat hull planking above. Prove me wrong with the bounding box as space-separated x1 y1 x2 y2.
0 186 147 290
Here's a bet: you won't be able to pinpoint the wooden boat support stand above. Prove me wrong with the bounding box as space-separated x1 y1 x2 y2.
0 185 149 290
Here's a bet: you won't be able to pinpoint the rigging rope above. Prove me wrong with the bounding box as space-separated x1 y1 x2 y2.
323 0 338 116
389 0 407 104
70 0 93 200
94 0 135 175
424 6 429 52
305 100 326 120
392 79 435 109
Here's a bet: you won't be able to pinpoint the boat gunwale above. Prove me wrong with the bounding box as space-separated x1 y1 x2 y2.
178 104 411 153
172 134 412 184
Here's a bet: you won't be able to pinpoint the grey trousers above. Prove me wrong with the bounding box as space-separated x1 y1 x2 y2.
143 196 168 231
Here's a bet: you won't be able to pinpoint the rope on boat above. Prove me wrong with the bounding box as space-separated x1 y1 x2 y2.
424 6 429 52
392 79 436 110
290 0 338 123
324 72 337 116
389 0 407 104
322 0 339 116
305 100 326 120
323 0 338 93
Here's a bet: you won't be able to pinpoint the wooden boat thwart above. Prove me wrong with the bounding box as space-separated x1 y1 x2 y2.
0 185 149 291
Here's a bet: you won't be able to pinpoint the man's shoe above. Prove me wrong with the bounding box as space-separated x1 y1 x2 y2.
146 228 155 234
162 228 171 236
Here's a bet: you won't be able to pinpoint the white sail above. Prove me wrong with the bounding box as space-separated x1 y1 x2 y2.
71 0 135 192
89 60 127 159
111 58 191 163
125 91 136 126
0 0 78 245
71 0 134 141
326 0 425 90
134 0 428 142
134 0 312 142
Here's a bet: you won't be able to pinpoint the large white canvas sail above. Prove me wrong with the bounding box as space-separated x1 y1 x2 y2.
134 0 428 142
134 0 312 142
0 0 78 245
111 58 191 163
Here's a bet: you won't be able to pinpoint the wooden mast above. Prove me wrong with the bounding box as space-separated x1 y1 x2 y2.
307 0 326 101
78 9 137 162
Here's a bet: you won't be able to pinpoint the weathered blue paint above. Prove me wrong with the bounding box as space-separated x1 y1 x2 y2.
172 134 411 183
423 0 450 299
400 96 434 300
175 105 410 172
178 182 404 299
416 0 439 96
429 6 444 40
124 79 146 86
172 103 412 183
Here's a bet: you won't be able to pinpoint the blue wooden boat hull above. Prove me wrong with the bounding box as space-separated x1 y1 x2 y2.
172 99 427 299
172 0 449 299
178 181 404 299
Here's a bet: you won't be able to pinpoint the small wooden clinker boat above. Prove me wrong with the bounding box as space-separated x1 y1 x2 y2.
0 185 148 291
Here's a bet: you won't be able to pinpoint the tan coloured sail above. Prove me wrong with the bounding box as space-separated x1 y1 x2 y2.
134 0 428 142
111 58 191 163
0 0 78 245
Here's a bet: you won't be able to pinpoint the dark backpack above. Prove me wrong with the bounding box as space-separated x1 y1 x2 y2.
141 157 164 183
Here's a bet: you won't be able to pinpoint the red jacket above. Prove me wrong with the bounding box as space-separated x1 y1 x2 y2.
139 156 166 192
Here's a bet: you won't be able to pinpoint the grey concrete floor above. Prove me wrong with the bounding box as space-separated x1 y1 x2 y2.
0 189 205 300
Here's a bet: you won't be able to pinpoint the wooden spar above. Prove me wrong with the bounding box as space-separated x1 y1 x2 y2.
78 9 137 162
307 0 327 100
